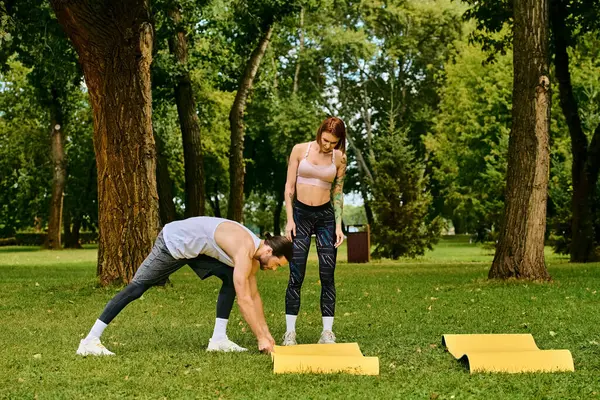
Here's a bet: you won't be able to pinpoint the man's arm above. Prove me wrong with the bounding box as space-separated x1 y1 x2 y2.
232 255 272 351
249 274 273 343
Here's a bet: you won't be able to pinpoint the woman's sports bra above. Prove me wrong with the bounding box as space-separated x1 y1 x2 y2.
296 141 337 190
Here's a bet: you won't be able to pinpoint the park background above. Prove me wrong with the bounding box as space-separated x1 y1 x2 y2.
1 0 600 398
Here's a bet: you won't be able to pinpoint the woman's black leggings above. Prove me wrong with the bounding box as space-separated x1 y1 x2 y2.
285 200 337 317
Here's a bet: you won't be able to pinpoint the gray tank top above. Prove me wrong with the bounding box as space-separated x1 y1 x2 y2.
162 217 261 266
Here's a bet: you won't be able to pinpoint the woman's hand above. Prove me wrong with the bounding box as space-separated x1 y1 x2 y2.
285 221 296 241
335 226 344 248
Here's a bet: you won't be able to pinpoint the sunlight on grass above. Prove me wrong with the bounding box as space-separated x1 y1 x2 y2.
0 238 598 399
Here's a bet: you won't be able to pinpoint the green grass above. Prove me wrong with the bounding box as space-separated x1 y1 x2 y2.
1 237 599 399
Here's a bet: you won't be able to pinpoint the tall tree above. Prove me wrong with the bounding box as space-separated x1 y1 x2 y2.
550 0 600 262
46 90 66 249
463 0 600 262
0 59 51 237
228 24 273 222
51 0 160 285
489 0 551 280
1 1 81 249
226 0 300 222
165 2 206 217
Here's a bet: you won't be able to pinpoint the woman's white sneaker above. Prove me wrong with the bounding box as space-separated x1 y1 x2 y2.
281 331 297 346
318 330 336 344
76 337 115 356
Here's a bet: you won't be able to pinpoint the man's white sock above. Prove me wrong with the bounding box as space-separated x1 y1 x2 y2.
85 320 108 341
323 317 334 332
285 314 297 332
211 318 228 341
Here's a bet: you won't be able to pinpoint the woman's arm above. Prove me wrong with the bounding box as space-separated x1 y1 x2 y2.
332 150 347 246
284 144 302 240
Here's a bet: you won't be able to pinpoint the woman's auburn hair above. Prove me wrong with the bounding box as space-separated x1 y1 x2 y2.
316 116 346 154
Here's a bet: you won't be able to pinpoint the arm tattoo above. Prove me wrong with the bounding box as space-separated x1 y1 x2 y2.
333 154 347 226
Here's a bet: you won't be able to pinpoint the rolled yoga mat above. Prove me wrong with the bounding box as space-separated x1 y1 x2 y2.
271 343 379 375
442 334 574 373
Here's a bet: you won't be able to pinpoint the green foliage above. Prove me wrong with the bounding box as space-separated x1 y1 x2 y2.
426 40 512 237
343 204 368 226
242 192 279 234
0 56 96 237
0 1 81 110
62 87 97 232
353 0 463 154
13 231 98 246
548 32 600 253
0 0 95 237
0 59 51 236
370 131 442 259
461 0 512 63
195 86 234 215
462 0 600 63
0 1 12 46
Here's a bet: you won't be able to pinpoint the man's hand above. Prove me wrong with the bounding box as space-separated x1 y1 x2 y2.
258 337 274 354
265 331 275 347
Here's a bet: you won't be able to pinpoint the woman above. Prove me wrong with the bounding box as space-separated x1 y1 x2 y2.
282 116 347 345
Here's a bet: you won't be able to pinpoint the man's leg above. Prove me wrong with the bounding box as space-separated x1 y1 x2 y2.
77 232 185 356
315 205 337 344
188 256 246 352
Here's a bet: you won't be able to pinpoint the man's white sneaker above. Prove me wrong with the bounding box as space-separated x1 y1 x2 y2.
318 330 336 344
76 337 115 356
206 338 247 352
281 331 297 346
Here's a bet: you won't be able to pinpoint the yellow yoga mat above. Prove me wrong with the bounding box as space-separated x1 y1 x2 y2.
272 343 363 357
442 334 574 373
271 343 379 375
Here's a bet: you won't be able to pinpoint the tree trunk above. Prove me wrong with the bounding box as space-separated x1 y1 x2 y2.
452 217 465 235
63 208 82 249
359 179 375 228
155 133 177 226
228 25 273 222
346 132 374 184
45 92 66 250
489 0 551 280
71 218 82 248
273 188 284 235
551 1 598 262
168 6 205 217
51 0 160 285
64 217 82 249
63 207 72 248
209 182 222 217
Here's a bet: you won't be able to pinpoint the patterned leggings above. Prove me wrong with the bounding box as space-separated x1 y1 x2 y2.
286 200 337 317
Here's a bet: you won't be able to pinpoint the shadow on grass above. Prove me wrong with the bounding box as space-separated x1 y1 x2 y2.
0 246 42 253
0 244 98 253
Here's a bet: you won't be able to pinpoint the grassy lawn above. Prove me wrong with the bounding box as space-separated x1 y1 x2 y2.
1 236 599 399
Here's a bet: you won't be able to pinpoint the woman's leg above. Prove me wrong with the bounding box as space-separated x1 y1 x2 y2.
285 204 314 333
314 204 337 338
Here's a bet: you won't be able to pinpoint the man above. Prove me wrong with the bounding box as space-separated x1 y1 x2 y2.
76 216 292 356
